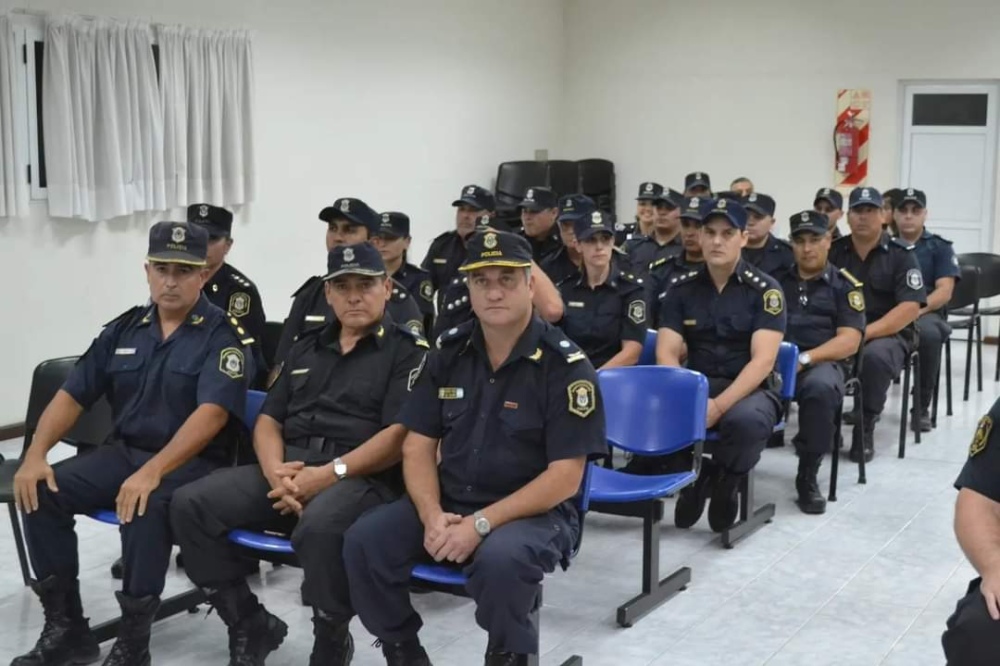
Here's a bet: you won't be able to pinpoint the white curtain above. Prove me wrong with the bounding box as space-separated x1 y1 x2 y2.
43 17 165 221
0 15 28 217
158 26 254 208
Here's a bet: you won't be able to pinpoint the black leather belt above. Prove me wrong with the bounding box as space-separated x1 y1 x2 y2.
287 436 339 456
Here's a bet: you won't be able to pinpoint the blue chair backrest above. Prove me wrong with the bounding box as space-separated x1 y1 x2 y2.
637 329 657 365
244 390 267 430
776 342 799 401
597 366 708 456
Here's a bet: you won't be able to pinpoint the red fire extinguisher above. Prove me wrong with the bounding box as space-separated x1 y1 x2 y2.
834 111 860 174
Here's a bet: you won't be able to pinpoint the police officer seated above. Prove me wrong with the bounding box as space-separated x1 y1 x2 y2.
432 214 565 340
422 185 497 308
516 186 562 268
373 211 436 334
775 211 865 515
273 198 424 376
616 181 662 246
882 187 904 235
892 188 960 432
188 203 268 386
813 188 845 240
730 176 754 197
829 187 926 462
742 193 793 276
557 211 648 369
12 222 252 666
943 401 1000 665
544 194 594 285
683 171 712 198
342 231 607 666
656 198 786 532
170 243 427 665
622 188 684 273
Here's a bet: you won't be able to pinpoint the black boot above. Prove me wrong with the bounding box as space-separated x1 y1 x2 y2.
380 638 432 666
910 408 932 433
708 470 743 533
203 580 288 666
795 454 827 515
849 415 876 463
309 609 353 666
101 592 159 666
12 576 100 666
485 651 529 665
110 558 124 580
674 458 716 528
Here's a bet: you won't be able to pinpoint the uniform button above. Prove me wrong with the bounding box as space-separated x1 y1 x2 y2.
489 378 495 384
465 485 473 492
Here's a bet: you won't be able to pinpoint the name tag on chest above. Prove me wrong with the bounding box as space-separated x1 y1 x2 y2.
568 301 585 308
114 348 137 355
439 387 464 399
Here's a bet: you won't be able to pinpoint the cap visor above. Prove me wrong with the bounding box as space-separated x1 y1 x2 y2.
459 259 532 272
147 252 207 266
576 229 613 242
452 198 484 209
790 225 828 236
191 221 229 237
635 195 658 201
703 212 739 227
849 201 881 210
744 204 772 217
896 198 925 209
319 210 367 228
814 196 840 208
680 213 703 221
518 202 547 211
322 268 387 281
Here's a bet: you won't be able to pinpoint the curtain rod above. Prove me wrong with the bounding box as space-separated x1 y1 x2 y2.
13 8 165 29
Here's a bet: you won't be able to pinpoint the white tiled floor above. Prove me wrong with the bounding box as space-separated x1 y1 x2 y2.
0 345 995 665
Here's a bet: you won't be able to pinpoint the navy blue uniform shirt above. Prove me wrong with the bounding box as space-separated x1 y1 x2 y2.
647 254 705 323
743 233 794 277
828 232 928 321
64 295 251 459
557 266 648 368
774 263 866 352
910 229 961 290
517 225 563 266
658 260 787 380
955 397 1000 502
392 261 435 330
204 262 267 380
421 230 470 303
622 234 683 275
400 317 607 512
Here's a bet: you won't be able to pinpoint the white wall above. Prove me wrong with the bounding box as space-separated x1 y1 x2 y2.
559 0 1000 237
0 0 565 424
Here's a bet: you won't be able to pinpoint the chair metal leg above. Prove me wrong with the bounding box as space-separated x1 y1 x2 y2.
931 369 939 430
614 501 689 627
946 337 954 415
855 384 866 485
720 472 775 549
899 357 912 459
962 328 973 402
913 352 921 445
9 503 32 586
976 316 983 392
91 588 206 644
829 423 840 502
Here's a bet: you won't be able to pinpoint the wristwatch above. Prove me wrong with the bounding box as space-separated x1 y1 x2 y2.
798 352 812 368
332 457 348 481
473 511 491 537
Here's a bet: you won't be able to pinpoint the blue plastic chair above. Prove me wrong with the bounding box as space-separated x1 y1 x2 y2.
244 390 267 430
588 366 708 627
703 341 798 548
636 329 658 366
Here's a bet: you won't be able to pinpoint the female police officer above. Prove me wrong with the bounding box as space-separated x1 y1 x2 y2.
557 210 648 369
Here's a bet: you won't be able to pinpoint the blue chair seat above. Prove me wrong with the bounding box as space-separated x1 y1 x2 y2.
410 563 468 587
89 509 119 526
228 529 294 554
589 465 696 504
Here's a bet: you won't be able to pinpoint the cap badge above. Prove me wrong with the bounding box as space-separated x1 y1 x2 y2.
695 172 703 180
644 183 653 193
907 188 915 195
800 212 810 222
340 199 350 213
591 211 602 225
382 213 390 224
171 226 186 243
199 205 209 218
483 232 498 249
822 188 830 195
861 188 870 198
526 188 534 200
749 193 757 202
466 186 476 196
717 199 727 209
690 197 700 207
343 247 355 263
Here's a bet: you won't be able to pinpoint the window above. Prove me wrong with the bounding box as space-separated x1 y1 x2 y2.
15 19 160 201
912 93 989 127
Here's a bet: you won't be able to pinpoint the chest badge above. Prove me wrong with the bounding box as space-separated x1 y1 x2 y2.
567 380 596 418
229 292 251 318
439 387 464 400
763 288 784 315
628 299 647 324
970 415 993 457
219 347 245 380
848 290 865 312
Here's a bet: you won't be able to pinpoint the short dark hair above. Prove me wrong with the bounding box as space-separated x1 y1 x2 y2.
730 176 753 187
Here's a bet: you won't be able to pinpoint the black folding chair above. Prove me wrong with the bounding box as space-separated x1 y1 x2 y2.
577 158 615 214
495 161 547 228
0 356 204 644
897 342 920 459
546 160 579 197
932 263 981 425
951 253 1000 384
830 334 866 502
261 320 284 371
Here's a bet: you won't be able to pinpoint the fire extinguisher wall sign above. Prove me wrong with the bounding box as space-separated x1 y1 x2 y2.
834 89 870 187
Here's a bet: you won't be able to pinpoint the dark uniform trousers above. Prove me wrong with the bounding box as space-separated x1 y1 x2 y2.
916 311 950 411
861 335 909 416
942 577 1000 665
344 496 576 655
24 442 219 598
792 363 845 457
709 383 781 474
170 446 396 623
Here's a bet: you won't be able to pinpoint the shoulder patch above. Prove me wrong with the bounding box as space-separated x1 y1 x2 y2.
567 380 596 418
762 288 784 315
970 415 993 457
395 323 430 349
219 347 245 380
103 305 146 329
435 320 475 349
628 299 647 324
542 327 588 364
228 291 252 318
291 275 321 298
906 268 924 290
419 280 434 302
847 290 865 312
226 315 256 346
838 268 863 288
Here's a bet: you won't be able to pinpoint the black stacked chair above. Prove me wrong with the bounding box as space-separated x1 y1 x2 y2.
951 253 1000 384
546 160 580 198
577 158 615 213
933 263 982 425
261 320 283 371
494 161 547 229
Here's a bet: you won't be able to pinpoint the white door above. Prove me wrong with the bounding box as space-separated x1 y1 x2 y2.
899 82 999 254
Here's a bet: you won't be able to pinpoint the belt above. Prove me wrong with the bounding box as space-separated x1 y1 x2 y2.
287 436 341 456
